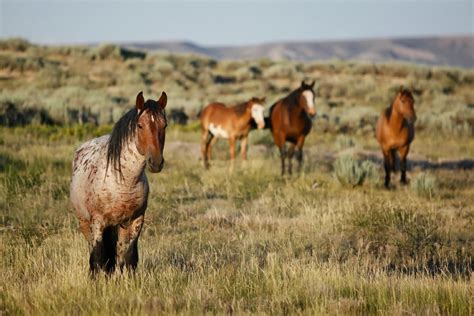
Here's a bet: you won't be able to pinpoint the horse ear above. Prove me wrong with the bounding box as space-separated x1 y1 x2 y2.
136 91 144 111
157 91 167 109
399 85 404 93
301 80 306 87
310 80 315 88
261 96 266 103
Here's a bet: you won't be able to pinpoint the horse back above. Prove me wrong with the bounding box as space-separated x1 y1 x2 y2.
200 102 231 127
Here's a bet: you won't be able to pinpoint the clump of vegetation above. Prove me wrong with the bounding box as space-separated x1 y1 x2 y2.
333 156 378 187
345 203 471 276
411 172 437 198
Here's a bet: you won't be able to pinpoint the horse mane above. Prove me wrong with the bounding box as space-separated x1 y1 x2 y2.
279 86 305 109
233 101 251 116
106 100 161 177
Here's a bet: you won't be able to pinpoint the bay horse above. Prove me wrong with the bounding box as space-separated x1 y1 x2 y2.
70 91 167 275
200 97 266 169
376 87 416 188
268 80 316 175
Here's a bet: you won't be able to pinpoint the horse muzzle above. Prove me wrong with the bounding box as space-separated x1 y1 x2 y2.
147 156 164 173
257 122 265 129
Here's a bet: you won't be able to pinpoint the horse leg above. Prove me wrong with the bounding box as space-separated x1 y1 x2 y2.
102 226 117 274
398 145 410 185
79 218 91 242
382 148 394 188
287 144 295 175
273 131 287 176
201 130 213 169
89 219 108 275
295 136 306 173
208 137 217 161
228 137 236 171
240 135 248 161
279 145 287 176
117 215 144 272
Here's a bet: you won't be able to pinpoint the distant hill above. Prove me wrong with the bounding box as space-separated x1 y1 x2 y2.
126 36 474 68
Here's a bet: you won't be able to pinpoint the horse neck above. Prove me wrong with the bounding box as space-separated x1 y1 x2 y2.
388 99 405 130
112 138 146 184
286 89 303 109
234 103 252 124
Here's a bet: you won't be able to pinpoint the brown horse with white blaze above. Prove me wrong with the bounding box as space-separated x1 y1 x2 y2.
70 91 167 275
376 87 416 188
200 97 266 169
269 80 316 175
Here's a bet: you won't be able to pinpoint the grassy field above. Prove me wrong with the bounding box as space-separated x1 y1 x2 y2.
1 39 473 314
1 124 473 315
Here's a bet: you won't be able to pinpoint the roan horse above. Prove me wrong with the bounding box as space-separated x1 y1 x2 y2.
268 81 316 175
70 91 167 274
200 97 266 169
376 87 416 188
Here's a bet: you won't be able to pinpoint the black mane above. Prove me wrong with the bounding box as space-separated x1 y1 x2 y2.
106 101 161 177
233 101 250 116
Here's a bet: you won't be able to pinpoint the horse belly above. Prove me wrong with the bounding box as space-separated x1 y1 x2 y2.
70 140 107 221
209 122 229 139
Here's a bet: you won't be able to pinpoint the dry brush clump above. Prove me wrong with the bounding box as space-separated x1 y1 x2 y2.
333 155 379 187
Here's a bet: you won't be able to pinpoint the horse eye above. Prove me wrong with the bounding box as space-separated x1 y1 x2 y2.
137 124 143 129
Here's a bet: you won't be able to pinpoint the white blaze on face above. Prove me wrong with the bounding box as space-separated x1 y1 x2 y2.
209 123 229 139
251 104 265 128
302 90 315 113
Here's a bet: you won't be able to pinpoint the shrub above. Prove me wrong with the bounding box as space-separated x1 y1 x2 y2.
333 156 366 187
411 173 437 198
333 156 380 187
360 160 380 186
0 38 30 51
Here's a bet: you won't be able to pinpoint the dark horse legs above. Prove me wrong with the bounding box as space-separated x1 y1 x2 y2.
117 215 144 272
201 130 214 169
89 224 117 275
279 146 287 176
295 148 303 172
287 145 295 175
382 149 396 188
399 145 410 185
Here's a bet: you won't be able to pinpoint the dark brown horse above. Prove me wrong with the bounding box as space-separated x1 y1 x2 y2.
200 97 266 169
268 81 316 175
70 91 167 275
376 87 416 188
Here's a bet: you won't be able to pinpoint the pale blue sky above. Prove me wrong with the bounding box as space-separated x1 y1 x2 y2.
1 0 473 46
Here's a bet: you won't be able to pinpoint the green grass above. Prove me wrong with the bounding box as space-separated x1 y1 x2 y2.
1 126 472 315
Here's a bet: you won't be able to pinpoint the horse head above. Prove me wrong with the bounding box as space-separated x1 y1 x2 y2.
299 80 316 117
248 97 266 129
135 91 168 173
395 86 416 124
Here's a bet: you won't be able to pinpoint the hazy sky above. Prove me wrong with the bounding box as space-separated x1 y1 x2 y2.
1 0 473 46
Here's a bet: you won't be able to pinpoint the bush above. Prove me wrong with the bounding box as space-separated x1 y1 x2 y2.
411 173 437 198
333 156 365 187
0 38 30 51
333 156 380 187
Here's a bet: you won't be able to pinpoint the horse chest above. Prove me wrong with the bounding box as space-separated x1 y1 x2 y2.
101 185 149 225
